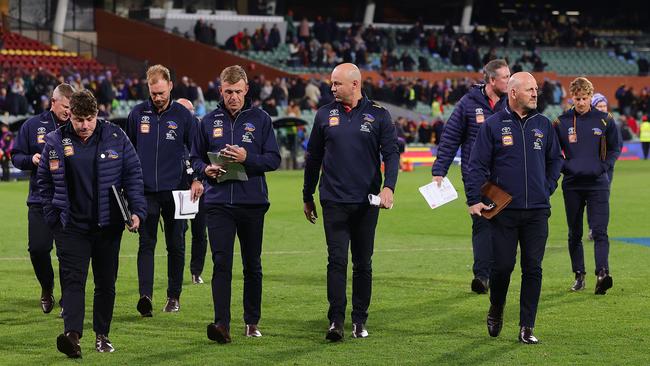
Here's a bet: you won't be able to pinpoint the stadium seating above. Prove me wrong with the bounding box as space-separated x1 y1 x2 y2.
234 43 644 76
0 31 117 75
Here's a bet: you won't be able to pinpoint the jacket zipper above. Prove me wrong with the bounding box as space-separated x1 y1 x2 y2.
155 115 160 192
519 118 529 208
230 115 235 205
154 107 171 192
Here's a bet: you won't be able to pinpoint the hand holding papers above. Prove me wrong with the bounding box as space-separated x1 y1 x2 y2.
418 177 458 209
207 150 248 183
172 190 199 219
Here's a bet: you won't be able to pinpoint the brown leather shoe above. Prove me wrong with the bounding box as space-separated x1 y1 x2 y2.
207 323 232 344
41 291 55 314
137 295 153 317
518 326 539 344
351 323 368 338
487 304 504 337
325 322 344 342
245 324 262 337
162 297 180 312
95 334 115 353
57 331 81 358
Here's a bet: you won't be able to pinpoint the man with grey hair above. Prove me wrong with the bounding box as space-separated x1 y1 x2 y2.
466 72 562 344
12 83 75 314
432 59 510 294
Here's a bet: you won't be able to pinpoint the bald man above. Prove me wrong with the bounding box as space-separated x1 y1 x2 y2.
303 63 399 341
466 72 562 344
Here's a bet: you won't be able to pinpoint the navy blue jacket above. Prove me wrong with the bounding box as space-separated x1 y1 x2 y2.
11 111 67 205
432 85 507 194
191 100 280 205
303 96 399 203
466 105 563 209
126 99 195 193
553 108 621 190
36 120 147 229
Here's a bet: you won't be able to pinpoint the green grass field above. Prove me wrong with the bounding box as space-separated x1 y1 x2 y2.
1 161 649 365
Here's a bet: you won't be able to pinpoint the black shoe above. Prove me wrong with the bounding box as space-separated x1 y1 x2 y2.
571 273 586 291
486 304 504 337
41 291 55 314
163 297 180 312
192 274 204 284
326 322 344 342
595 269 613 295
56 331 82 358
137 295 153 317
95 334 115 353
471 278 489 294
207 323 232 344
351 323 368 338
518 326 539 344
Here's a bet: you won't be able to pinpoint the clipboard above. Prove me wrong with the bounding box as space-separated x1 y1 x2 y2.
111 185 133 226
480 182 512 219
206 151 248 183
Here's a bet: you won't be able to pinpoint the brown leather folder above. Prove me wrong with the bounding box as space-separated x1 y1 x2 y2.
480 182 512 219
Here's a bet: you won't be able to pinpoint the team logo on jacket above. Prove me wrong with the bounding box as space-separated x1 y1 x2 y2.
501 127 511 135
502 135 513 146
167 121 178 130
532 128 544 138
329 116 339 126
62 138 74 157
244 123 256 132
592 128 603 136
329 109 339 117
49 159 59 171
362 113 375 123
475 108 485 123
140 116 150 134
242 131 254 143
106 149 119 159
533 138 543 150
213 127 223 138
36 127 47 144
166 130 177 140
213 119 223 127
568 127 577 143
48 149 59 170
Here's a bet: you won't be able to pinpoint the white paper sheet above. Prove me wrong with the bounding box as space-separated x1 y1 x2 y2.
418 178 459 209
172 190 199 219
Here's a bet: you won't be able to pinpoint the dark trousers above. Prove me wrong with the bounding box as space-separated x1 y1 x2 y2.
564 189 610 275
642 142 650 160
206 204 268 328
27 205 56 292
55 226 122 338
0 153 9 181
138 191 186 299
471 215 492 280
190 196 207 276
489 209 549 328
321 201 379 325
